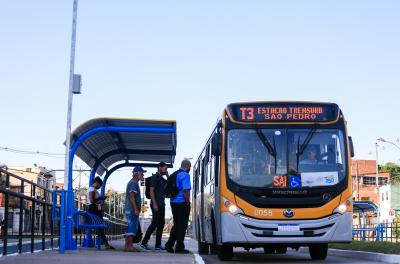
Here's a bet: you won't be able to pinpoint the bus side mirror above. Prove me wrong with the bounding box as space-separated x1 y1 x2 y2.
348 136 355 158
211 133 221 156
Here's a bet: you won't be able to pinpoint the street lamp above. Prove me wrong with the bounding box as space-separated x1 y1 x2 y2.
64 0 82 190
375 141 381 223
378 138 400 151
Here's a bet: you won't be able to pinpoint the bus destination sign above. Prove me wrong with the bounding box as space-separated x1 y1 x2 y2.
228 102 339 123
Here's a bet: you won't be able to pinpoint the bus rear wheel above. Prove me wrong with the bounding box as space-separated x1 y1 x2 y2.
309 243 328 260
217 244 233 261
198 240 209 255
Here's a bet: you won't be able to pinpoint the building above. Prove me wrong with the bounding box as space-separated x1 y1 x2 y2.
352 160 391 225
352 160 390 204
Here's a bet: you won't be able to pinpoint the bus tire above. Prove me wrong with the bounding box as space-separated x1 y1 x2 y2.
309 243 328 260
263 247 274 254
210 244 218 255
276 247 287 254
197 220 208 255
217 244 233 261
198 241 209 255
210 214 218 255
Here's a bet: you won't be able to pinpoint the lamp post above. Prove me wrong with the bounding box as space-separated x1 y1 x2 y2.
64 0 79 190
375 141 381 224
63 0 82 251
378 138 400 152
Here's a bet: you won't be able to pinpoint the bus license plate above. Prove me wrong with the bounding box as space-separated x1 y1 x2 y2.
278 224 300 232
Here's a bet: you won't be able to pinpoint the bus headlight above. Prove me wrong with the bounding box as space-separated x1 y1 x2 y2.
334 198 352 214
222 197 243 215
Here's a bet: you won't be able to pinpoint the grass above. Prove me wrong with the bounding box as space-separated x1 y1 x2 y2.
329 241 400 255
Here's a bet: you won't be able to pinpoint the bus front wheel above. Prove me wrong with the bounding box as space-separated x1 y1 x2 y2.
217 244 233 261
309 243 328 260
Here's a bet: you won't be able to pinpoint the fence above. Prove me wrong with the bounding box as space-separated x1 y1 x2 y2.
353 222 400 243
0 168 127 255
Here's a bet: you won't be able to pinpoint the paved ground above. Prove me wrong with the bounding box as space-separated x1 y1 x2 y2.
0 237 394 264
0 239 57 255
0 238 196 264
201 248 382 264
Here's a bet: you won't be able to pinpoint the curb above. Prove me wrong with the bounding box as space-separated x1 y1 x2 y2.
192 253 205 264
299 247 400 264
328 249 400 264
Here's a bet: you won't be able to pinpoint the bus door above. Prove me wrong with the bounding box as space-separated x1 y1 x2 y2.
199 159 206 242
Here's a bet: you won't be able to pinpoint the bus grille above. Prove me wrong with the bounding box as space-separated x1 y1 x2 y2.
242 222 335 238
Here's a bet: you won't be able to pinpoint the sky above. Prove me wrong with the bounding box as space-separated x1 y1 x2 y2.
0 1 399 191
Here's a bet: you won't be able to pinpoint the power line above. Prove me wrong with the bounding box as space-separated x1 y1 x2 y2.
0 146 65 158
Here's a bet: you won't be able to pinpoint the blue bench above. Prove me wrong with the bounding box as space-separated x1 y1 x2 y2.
73 210 109 250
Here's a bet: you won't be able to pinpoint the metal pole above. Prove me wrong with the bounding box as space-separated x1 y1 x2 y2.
63 0 79 251
63 0 79 190
376 142 380 224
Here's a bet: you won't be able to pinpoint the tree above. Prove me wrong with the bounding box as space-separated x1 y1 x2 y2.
380 162 400 183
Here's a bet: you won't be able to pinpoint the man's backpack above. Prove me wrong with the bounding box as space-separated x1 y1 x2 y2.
145 174 157 200
165 169 183 199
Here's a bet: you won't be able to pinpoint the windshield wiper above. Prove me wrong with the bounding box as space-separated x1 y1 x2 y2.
296 126 317 171
255 129 278 173
255 129 276 157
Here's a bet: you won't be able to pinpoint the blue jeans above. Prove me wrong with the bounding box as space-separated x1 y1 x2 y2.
125 211 139 236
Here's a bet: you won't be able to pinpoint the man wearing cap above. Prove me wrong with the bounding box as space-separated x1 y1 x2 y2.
140 162 169 251
124 166 146 252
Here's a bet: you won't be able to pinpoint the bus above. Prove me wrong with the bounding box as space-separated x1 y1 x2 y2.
192 101 354 261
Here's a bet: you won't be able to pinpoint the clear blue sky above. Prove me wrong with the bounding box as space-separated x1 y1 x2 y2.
1 1 399 191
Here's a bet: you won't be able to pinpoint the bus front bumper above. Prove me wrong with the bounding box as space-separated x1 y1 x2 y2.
221 212 352 244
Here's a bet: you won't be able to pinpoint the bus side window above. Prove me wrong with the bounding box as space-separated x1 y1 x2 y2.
202 156 207 186
194 165 199 195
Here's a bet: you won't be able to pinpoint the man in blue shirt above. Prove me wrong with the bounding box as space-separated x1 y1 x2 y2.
165 159 191 254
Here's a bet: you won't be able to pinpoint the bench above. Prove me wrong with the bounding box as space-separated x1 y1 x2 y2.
73 210 109 250
51 191 109 251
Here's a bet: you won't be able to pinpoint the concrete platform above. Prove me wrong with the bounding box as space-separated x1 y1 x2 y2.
0 239 197 264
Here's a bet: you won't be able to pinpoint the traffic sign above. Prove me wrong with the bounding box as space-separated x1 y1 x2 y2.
389 209 396 217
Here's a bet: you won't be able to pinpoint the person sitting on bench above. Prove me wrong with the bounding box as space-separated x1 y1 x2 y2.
87 176 115 250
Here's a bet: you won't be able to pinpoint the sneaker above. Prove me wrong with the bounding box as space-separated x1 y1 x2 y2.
165 244 174 253
175 249 190 254
155 246 165 251
105 244 116 250
140 243 152 251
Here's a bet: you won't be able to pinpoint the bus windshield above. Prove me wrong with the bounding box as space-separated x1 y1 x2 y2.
227 128 347 189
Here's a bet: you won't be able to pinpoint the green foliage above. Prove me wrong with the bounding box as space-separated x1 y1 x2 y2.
380 162 400 184
330 241 400 254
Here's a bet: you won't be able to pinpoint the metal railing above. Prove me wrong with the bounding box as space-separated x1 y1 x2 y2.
0 168 59 255
353 222 400 242
0 168 128 255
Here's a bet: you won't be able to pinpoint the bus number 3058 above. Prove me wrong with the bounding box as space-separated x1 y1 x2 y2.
254 209 273 216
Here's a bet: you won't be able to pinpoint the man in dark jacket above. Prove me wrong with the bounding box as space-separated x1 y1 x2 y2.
140 162 169 250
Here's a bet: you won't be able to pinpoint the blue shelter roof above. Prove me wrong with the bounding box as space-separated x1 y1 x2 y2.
353 201 378 214
69 118 177 175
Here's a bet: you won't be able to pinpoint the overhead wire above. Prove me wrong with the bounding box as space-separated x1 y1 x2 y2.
0 146 65 158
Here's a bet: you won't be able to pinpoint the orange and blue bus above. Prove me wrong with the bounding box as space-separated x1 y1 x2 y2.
192 101 354 261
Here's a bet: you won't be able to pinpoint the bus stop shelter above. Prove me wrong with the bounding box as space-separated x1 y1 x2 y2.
353 201 379 241
61 118 177 252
